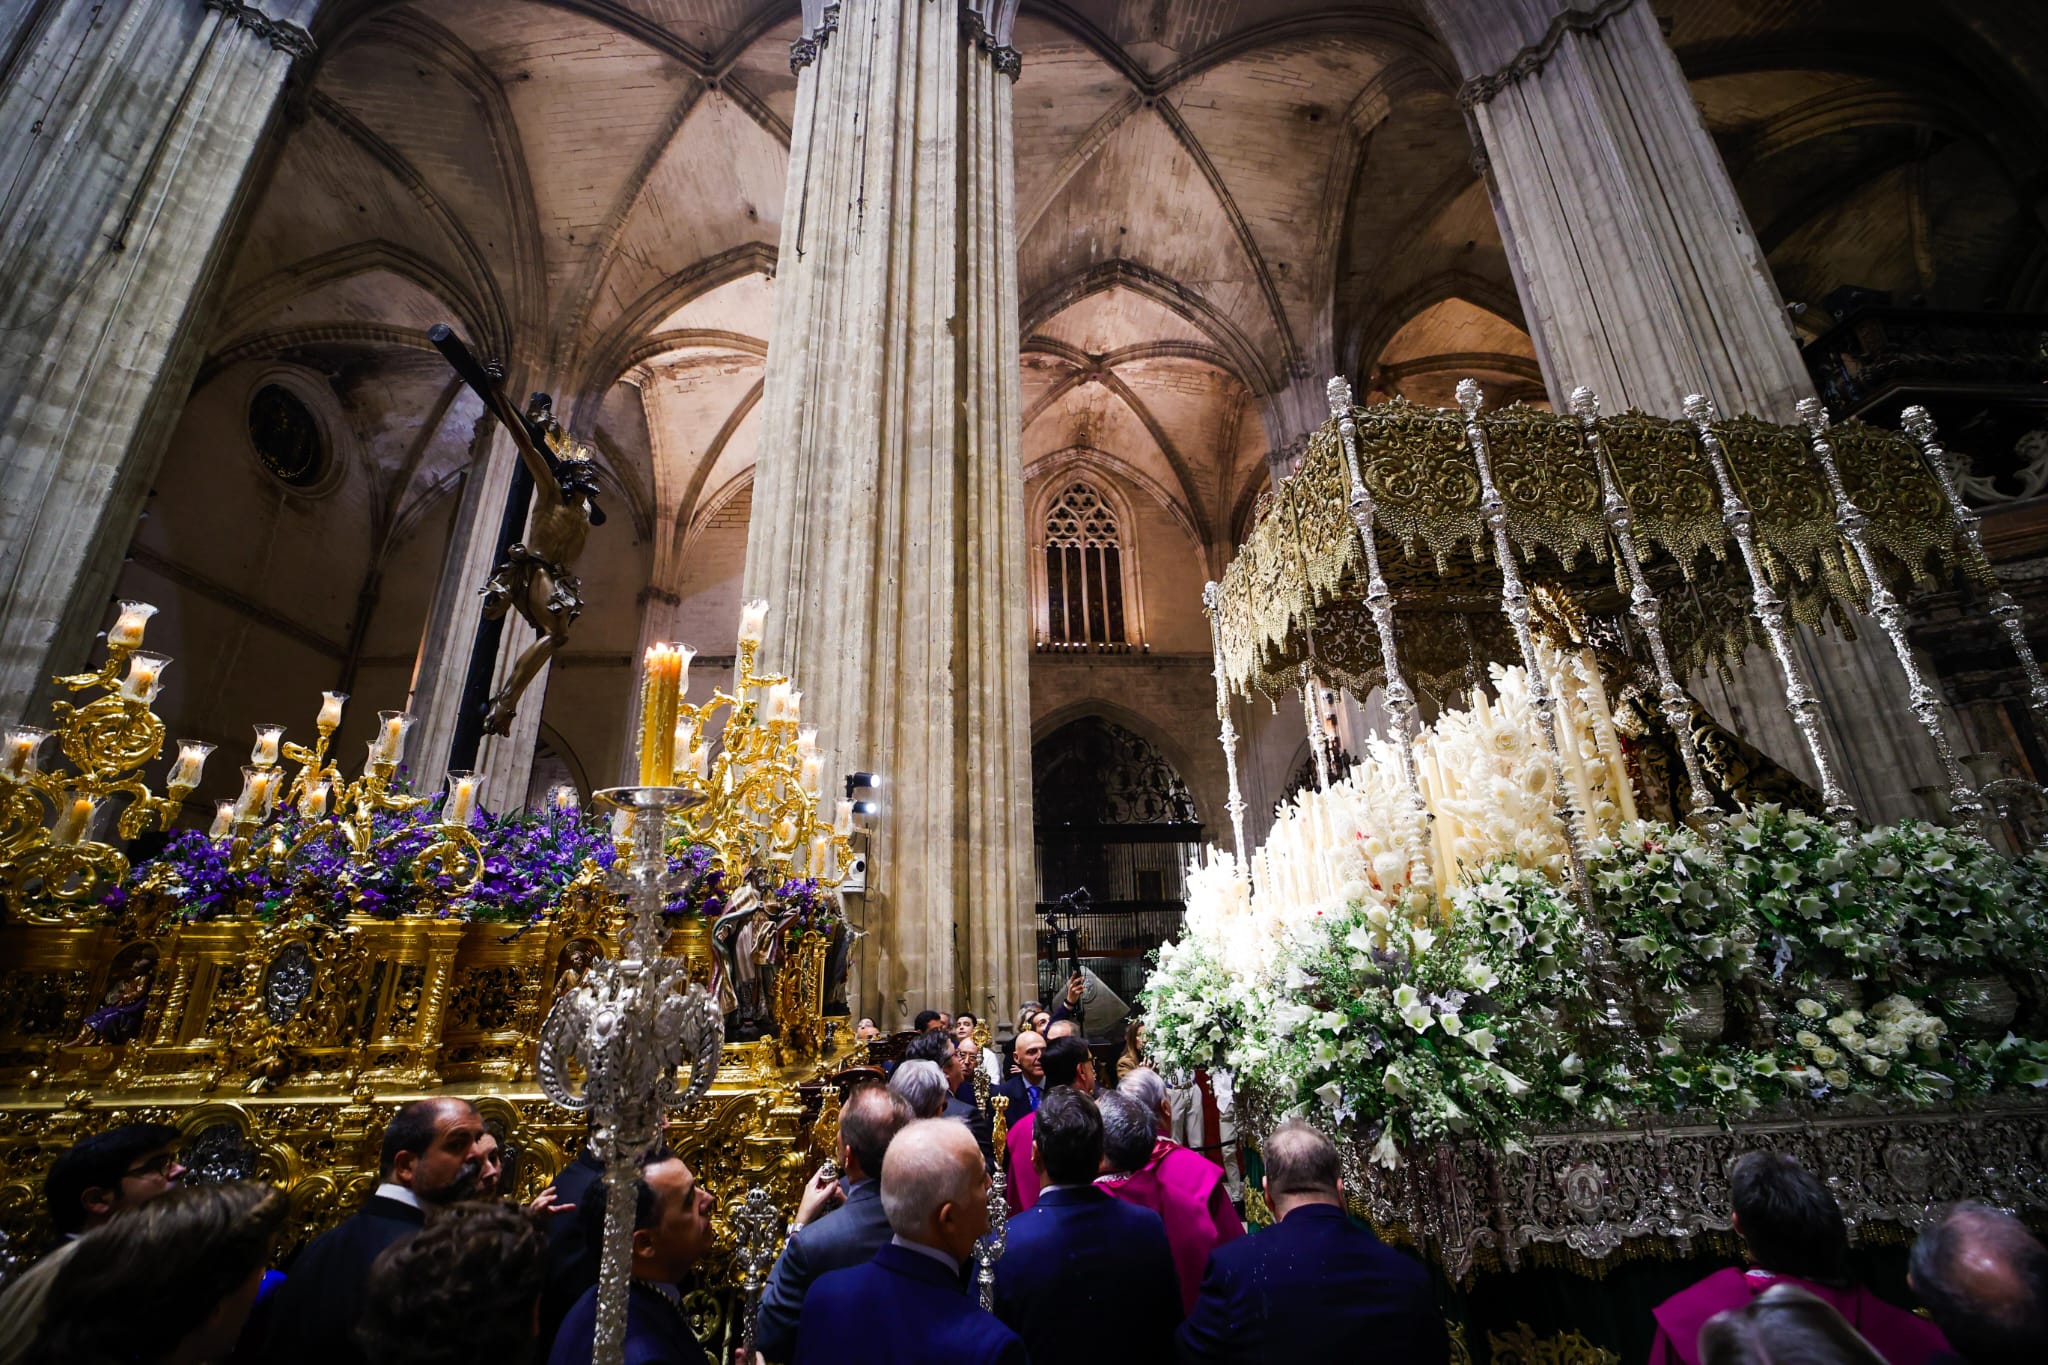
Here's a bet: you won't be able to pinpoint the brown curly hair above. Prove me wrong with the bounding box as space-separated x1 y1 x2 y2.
356 1200 548 1365
28 1180 286 1365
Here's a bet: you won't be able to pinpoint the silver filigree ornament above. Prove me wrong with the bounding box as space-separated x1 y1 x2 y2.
539 786 724 1365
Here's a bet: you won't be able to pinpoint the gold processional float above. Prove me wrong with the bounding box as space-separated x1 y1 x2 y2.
1152 380 2048 1331
0 596 924 1354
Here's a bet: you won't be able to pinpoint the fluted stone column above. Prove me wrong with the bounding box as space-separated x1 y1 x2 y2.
1428 0 1944 819
745 0 1033 1026
0 0 318 719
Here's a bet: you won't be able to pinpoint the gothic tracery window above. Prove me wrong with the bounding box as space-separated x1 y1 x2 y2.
1043 481 1127 645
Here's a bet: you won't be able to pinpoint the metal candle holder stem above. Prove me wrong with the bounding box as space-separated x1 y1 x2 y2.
538 785 724 1365
1569 387 1722 836
1201 584 1249 858
1796 399 1986 831
979 1090 1010 1311
1683 393 1858 829
1330 376 1435 885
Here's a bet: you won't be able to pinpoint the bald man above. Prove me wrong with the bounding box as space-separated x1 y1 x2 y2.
1910 1201 2048 1364
795 1119 1025 1365
993 1030 1045 1117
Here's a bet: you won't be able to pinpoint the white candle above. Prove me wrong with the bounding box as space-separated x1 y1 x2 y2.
250 724 285 767
375 711 411 765
444 771 480 825
302 778 330 819
809 833 831 878
51 797 94 845
257 769 282 818
209 801 236 840
834 799 855 837
120 653 169 702
799 753 824 797
167 740 213 791
108 601 157 649
764 682 791 722
784 688 803 725
675 644 696 697
796 727 818 758
2 727 49 781
774 815 797 847
738 599 770 647
551 784 579 812
318 691 347 732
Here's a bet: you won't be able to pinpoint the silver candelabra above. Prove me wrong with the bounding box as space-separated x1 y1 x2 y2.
538 786 725 1365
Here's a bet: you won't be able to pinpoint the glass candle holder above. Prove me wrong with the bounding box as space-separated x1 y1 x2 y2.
2 726 51 781
550 784 579 812
208 801 236 840
373 710 415 766
119 652 171 703
50 795 97 845
250 723 286 767
317 691 348 732
107 600 157 649
302 776 332 819
167 740 214 791
738 599 770 647
443 769 481 826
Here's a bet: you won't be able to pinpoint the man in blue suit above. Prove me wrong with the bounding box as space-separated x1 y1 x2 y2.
549 1154 715 1365
1177 1120 1446 1364
755 1081 913 1361
795 1118 1026 1365
994 1086 1181 1361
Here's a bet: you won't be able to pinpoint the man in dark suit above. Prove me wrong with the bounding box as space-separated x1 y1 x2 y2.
994 1087 1181 1362
262 1096 486 1365
905 1029 994 1168
992 1030 1045 1118
795 1118 1026 1365
548 1154 715 1365
1177 1120 1445 1364
755 1082 913 1362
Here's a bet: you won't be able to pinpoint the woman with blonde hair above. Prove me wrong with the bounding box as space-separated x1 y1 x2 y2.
25 1180 286 1365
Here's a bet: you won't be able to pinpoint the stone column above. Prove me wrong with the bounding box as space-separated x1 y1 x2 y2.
745 0 1033 1026
0 0 318 719
1428 0 1943 819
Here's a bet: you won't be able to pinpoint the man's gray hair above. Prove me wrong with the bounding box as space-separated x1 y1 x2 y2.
1097 1090 1157 1175
879 1118 981 1237
888 1059 949 1118
1264 1120 1342 1196
1117 1066 1168 1129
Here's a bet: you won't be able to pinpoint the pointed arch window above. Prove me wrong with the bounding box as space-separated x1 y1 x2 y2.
1044 481 1128 646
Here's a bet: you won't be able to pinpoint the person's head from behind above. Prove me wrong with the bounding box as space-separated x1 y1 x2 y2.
837 1080 914 1183
44 1122 186 1237
889 1059 950 1118
472 1130 505 1200
1729 1151 1850 1285
1117 1066 1170 1134
1013 1030 1046 1084
579 1156 714 1286
32 1180 285 1365
1909 1201 2048 1365
381 1097 485 1204
1097 1091 1157 1176
914 1009 944 1034
1045 1017 1077 1041
357 1201 547 1365
1262 1120 1342 1217
880 1118 989 1262
1032 1088 1104 1187
905 1029 965 1090
1041 1035 1095 1095
1699 1283 1888 1365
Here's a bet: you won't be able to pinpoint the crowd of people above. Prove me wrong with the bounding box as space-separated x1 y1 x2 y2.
0 1001 2043 1365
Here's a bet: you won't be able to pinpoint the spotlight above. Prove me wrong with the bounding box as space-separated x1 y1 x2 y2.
844 771 880 798
851 799 879 818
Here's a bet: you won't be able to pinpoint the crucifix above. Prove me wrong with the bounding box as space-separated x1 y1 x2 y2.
429 325 606 755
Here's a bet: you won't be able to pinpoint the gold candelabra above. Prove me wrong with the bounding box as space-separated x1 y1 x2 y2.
631 601 859 890
2 602 210 916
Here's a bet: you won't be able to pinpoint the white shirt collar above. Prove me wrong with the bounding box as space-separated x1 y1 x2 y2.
373 1182 423 1211
890 1234 961 1274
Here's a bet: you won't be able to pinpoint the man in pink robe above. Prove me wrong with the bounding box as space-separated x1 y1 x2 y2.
1096 1082 1244 1311
1648 1152 1948 1365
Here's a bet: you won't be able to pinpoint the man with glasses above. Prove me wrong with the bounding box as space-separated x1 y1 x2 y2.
43 1122 187 1240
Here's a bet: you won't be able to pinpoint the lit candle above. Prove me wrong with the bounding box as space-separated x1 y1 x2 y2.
738 599 770 647
764 682 791 723
809 833 831 878
209 801 236 840
375 711 411 765
232 767 264 822
796 726 818 759
52 796 95 845
2 727 50 781
119 652 170 702
256 769 282 818
250 723 285 767
302 777 330 819
108 601 157 649
783 688 803 725
774 815 797 847
317 691 348 733
444 770 480 826
551 784 579 812
638 643 685 786
834 799 855 837
799 752 825 797
167 740 213 791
